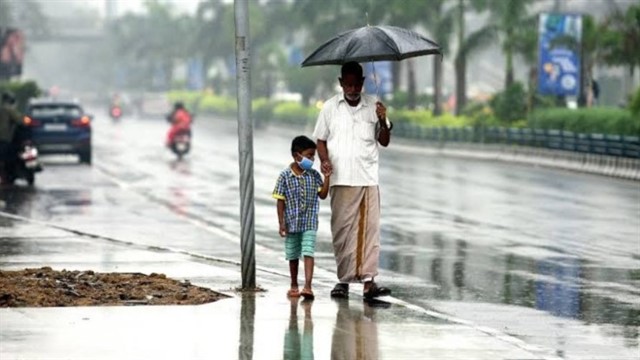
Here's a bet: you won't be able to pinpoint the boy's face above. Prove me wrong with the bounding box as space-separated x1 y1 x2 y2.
295 148 316 162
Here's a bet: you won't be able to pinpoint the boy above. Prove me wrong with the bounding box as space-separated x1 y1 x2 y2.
273 135 331 300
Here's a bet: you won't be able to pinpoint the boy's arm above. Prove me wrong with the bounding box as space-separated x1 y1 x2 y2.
318 174 331 200
277 199 286 237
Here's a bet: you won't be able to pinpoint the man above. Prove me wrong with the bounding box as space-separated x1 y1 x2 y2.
313 61 392 299
0 92 22 184
166 101 192 146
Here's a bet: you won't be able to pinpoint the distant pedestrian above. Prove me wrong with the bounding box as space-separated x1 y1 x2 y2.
273 135 331 300
313 61 392 299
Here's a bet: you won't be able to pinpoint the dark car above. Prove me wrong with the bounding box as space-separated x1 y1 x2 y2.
23 98 92 164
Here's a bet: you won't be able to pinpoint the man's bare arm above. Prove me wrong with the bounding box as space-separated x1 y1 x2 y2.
317 139 332 174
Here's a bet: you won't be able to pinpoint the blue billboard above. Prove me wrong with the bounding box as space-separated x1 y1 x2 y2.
364 61 392 98
537 13 582 96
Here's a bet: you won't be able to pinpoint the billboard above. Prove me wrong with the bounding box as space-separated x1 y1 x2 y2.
364 61 392 98
0 28 24 79
537 13 582 96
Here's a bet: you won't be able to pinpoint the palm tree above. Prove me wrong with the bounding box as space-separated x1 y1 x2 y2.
462 0 533 91
193 0 235 90
421 0 455 115
454 0 489 115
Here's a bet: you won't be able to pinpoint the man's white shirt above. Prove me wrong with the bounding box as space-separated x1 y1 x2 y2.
313 93 389 187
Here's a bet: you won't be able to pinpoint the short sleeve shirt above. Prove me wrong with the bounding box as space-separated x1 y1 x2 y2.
312 93 389 187
272 167 324 233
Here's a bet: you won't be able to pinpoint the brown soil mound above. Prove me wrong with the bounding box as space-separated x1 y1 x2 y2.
0 267 228 307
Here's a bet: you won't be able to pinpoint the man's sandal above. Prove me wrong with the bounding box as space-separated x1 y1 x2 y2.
330 283 349 299
363 282 391 299
287 289 300 298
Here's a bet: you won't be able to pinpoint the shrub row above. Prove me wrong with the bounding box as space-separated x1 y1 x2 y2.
167 90 638 136
529 107 639 136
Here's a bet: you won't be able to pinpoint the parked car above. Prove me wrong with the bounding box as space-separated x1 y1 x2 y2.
23 98 92 164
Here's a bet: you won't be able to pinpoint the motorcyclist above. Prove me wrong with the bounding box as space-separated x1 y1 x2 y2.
0 92 23 184
166 101 192 146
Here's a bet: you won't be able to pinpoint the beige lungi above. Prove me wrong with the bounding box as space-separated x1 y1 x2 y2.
330 186 380 283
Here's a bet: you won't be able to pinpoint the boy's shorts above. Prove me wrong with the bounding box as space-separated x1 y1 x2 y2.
285 230 316 260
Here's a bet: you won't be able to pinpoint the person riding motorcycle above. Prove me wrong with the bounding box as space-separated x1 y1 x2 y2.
0 92 23 184
166 102 192 146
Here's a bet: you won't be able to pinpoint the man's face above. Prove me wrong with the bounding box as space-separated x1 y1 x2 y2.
339 73 364 102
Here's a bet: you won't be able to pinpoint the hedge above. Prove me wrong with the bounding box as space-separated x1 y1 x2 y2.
529 107 640 136
166 90 639 136
272 101 319 124
390 109 472 128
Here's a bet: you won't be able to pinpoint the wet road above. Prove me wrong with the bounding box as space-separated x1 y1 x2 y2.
1 110 638 359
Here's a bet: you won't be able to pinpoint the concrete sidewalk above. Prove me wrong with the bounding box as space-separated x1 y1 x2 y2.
0 216 558 360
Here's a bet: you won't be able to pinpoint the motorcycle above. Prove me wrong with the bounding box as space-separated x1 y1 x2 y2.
169 129 191 160
5 140 42 186
166 112 194 160
110 105 123 121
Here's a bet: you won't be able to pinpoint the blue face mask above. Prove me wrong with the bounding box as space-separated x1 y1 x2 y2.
297 155 314 171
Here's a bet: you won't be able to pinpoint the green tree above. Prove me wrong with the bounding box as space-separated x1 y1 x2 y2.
421 0 454 114
600 3 640 97
108 1 192 90
463 0 533 90
193 0 234 91
453 0 508 115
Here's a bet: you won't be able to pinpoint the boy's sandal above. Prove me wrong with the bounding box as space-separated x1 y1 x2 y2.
363 282 391 299
300 289 315 300
287 289 300 298
330 283 349 299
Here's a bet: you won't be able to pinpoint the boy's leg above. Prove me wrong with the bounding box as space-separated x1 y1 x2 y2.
285 233 303 296
289 259 300 289
303 256 314 291
301 231 317 295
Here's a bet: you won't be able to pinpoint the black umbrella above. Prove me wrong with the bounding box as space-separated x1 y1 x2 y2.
301 25 441 67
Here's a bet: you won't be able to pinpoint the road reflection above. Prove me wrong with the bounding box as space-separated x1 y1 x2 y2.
238 293 256 360
380 230 639 339
283 298 314 360
0 186 37 216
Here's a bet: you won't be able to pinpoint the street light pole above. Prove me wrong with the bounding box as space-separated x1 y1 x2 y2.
234 0 256 289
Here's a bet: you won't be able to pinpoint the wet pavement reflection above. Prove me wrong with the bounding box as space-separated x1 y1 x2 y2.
239 293 256 360
284 298 314 360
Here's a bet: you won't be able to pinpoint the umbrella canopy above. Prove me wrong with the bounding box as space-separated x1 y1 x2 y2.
301 25 441 67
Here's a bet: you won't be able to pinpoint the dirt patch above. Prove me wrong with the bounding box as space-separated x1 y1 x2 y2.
0 267 228 307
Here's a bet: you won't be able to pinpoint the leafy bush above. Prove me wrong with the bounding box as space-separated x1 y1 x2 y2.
530 107 639 136
272 101 318 124
490 82 527 124
461 101 502 128
167 90 203 112
0 80 41 112
252 98 275 123
387 91 432 110
390 109 472 128
198 94 237 116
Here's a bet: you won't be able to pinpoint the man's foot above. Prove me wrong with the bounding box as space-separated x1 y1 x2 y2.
363 282 391 299
330 283 349 299
287 288 300 298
